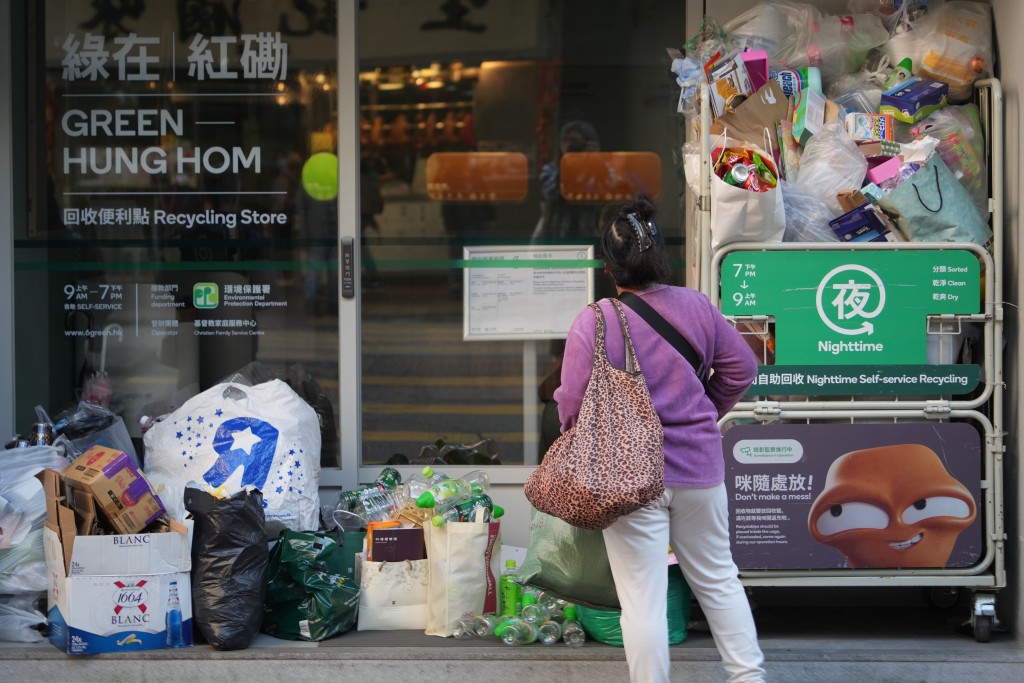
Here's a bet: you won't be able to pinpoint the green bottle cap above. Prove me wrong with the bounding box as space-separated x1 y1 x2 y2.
492 505 505 519
431 515 445 527
521 593 538 607
416 491 436 508
423 466 434 478
505 559 516 569
493 621 509 638
563 605 578 620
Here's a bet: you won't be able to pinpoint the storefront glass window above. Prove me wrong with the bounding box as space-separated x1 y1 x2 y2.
357 0 687 467
14 0 342 467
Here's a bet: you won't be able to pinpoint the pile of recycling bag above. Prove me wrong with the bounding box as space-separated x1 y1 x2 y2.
675 0 994 251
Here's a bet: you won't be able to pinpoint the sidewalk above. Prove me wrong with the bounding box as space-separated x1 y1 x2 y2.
3 588 1020 683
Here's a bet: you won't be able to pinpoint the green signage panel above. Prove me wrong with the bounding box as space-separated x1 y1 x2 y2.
721 251 980 365
746 365 981 396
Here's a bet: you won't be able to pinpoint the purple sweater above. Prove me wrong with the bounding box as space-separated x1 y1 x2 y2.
553 284 757 488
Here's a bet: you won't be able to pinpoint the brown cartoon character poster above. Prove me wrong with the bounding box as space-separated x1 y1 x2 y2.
724 422 984 571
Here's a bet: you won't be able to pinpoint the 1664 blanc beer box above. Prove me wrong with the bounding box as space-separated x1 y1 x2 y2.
41 469 193 655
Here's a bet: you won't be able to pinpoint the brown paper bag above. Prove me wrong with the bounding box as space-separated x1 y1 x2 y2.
710 80 790 148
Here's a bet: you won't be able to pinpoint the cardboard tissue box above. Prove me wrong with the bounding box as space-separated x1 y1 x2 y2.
40 468 193 654
880 76 949 124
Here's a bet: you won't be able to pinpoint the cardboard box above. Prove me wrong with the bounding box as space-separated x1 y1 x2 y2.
828 204 900 243
880 76 949 124
40 469 193 655
63 445 165 534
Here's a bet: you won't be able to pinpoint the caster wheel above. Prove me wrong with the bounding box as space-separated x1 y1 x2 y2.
974 614 993 643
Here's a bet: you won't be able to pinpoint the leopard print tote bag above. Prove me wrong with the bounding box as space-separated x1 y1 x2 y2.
524 299 665 531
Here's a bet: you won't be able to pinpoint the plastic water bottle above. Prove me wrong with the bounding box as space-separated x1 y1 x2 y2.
164 580 186 647
355 488 405 523
473 613 511 637
499 559 521 617
452 612 479 639
415 469 490 508
338 467 402 512
401 467 450 502
496 617 537 646
537 619 563 645
430 494 502 526
561 605 586 647
521 591 552 624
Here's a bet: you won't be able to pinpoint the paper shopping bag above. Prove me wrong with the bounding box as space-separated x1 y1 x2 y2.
424 513 501 637
357 559 429 631
709 141 786 250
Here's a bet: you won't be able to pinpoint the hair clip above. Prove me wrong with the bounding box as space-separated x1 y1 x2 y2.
627 213 661 251
626 213 652 252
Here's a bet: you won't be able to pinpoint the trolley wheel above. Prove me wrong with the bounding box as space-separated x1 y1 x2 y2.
925 586 960 609
974 615 993 643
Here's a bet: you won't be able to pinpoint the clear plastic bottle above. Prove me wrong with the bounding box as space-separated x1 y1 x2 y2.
164 580 186 647
401 466 450 503
537 619 563 645
498 559 521 617
452 612 480 639
355 487 405 523
561 605 586 647
473 613 511 637
521 591 551 624
338 467 402 512
415 469 490 508
430 494 501 526
495 617 537 646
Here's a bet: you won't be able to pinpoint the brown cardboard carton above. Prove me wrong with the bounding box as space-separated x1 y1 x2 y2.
62 445 165 534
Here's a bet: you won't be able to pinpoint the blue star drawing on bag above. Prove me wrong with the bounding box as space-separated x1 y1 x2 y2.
170 409 307 502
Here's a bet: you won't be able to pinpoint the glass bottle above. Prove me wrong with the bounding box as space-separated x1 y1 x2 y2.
165 580 186 648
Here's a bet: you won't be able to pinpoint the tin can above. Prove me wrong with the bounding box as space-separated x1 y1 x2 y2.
724 162 752 188
29 423 54 446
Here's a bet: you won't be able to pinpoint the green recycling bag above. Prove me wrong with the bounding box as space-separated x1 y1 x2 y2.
576 563 692 646
261 529 360 642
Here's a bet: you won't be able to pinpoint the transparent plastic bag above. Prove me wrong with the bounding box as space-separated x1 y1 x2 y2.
0 594 46 643
789 123 868 217
781 181 841 243
909 105 988 217
725 0 889 80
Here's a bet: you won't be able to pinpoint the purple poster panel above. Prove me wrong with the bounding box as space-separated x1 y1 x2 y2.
724 422 984 571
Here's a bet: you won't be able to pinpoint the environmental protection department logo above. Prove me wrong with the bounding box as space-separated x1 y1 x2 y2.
193 282 219 309
815 264 886 336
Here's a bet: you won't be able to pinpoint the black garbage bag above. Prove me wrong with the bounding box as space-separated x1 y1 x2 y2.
184 487 269 650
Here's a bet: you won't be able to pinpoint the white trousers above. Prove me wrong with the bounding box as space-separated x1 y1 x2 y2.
602 484 766 683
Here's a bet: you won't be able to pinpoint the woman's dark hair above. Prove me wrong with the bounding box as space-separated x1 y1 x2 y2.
600 194 672 289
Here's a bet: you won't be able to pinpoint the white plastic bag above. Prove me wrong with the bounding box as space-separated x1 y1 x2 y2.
143 379 321 530
0 594 46 643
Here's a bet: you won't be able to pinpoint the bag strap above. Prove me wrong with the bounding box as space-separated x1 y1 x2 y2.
617 292 707 387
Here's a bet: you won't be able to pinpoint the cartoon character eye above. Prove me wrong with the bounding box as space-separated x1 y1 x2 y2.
814 502 889 536
901 496 972 524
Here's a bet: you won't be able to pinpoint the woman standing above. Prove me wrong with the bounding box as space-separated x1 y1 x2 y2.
553 194 765 683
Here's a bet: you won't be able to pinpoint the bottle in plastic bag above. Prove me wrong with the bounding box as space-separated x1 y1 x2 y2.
561 605 586 647
415 469 490 508
430 495 504 526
